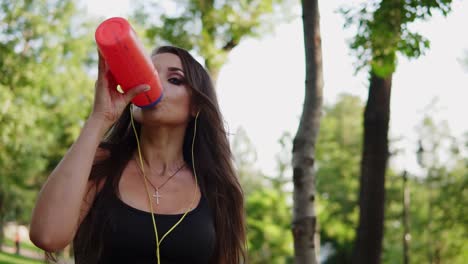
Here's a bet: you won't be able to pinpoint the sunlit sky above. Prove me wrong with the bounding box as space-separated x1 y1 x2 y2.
84 0 468 176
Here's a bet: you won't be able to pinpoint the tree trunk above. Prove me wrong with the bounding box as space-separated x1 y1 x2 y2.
352 72 392 264
292 0 323 263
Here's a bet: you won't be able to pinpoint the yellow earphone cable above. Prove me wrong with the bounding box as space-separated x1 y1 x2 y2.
130 106 200 264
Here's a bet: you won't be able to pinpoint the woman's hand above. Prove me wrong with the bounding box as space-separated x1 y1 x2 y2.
90 50 149 128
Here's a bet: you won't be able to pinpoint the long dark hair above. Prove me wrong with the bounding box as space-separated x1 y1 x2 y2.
73 46 246 263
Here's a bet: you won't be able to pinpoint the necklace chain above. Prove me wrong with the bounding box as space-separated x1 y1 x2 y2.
130 106 201 264
134 159 185 204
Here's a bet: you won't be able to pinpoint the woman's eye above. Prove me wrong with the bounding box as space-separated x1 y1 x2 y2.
168 78 184 85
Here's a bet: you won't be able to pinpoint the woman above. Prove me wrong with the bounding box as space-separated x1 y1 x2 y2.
30 46 246 264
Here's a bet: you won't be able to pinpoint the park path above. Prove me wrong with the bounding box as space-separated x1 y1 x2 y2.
1 245 74 264
1 244 43 260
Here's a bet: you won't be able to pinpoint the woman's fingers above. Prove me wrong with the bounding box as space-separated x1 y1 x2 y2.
124 84 150 104
106 70 118 90
96 50 149 107
97 50 106 78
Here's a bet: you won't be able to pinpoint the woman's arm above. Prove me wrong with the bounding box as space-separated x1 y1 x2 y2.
29 116 108 252
29 51 148 252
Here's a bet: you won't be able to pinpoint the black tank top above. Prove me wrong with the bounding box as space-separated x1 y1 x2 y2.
97 192 216 263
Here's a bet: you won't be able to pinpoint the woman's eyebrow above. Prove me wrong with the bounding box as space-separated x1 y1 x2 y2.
168 67 185 74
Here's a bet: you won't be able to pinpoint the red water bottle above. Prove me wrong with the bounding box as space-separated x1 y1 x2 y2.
95 17 163 108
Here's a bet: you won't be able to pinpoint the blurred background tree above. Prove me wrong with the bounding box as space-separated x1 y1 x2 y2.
130 0 295 84
0 0 95 247
232 127 265 196
340 1 455 263
232 129 294 263
291 0 323 263
1 1 467 264
311 94 468 264
315 94 364 264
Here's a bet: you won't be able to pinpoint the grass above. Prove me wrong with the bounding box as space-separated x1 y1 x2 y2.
0 251 43 264
2 239 42 255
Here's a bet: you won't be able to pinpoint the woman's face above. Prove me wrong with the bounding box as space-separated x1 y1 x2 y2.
132 52 193 127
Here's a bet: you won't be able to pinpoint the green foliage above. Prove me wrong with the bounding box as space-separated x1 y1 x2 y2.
130 0 296 80
389 166 468 264
0 0 95 225
229 95 467 263
315 94 364 263
246 187 293 263
340 0 453 77
409 116 468 264
314 95 468 263
381 169 405 264
0 251 42 264
381 115 468 264
232 128 293 262
3 237 42 255
232 127 265 196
